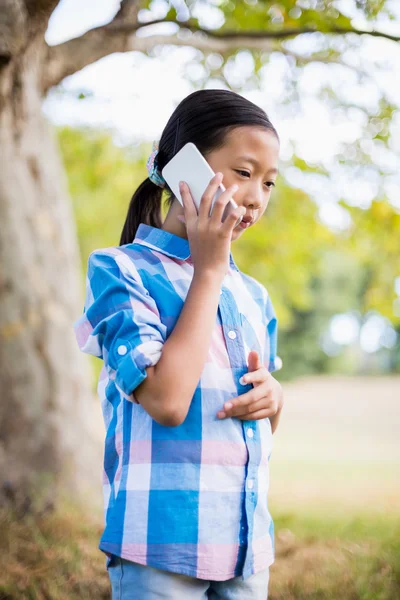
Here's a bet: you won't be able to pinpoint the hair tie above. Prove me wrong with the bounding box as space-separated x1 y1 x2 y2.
146 141 166 188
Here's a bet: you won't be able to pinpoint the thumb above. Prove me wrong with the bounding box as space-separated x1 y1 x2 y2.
247 350 262 372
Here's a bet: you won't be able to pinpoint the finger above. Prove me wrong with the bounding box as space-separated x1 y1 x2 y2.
218 388 267 418
247 350 262 373
216 394 253 419
238 409 271 421
227 396 273 418
209 184 239 225
180 181 198 223
198 172 224 221
240 367 270 386
220 204 246 235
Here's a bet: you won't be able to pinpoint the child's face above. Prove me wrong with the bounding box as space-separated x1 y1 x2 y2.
205 125 279 241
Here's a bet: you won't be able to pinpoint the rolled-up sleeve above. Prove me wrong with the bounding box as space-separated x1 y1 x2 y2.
74 249 167 401
265 294 282 373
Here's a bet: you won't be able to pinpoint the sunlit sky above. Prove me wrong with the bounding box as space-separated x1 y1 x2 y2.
44 0 400 353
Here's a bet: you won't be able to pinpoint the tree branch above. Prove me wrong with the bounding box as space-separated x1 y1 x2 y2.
107 19 400 43
277 47 370 78
42 16 400 93
42 23 275 92
42 27 133 92
113 0 140 22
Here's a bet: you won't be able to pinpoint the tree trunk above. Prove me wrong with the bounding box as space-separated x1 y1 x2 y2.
0 38 103 509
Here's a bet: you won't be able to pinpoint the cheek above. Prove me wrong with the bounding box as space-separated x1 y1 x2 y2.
222 172 235 188
231 224 245 240
257 199 270 218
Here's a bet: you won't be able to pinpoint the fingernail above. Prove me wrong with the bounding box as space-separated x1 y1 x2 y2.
218 411 226 419
177 215 186 223
239 376 246 386
224 402 233 410
179 181 185 190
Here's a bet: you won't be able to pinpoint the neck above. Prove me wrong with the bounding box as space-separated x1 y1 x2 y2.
161 199 188 240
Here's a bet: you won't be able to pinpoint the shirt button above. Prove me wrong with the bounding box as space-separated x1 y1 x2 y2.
228 330 237 340
247 480 254 490
117 344 128 356
247 428 254 439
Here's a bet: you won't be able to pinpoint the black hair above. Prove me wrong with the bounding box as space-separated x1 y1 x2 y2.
120 89 278 245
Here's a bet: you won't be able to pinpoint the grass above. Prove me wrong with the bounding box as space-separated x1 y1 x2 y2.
0 499 108 600
1 500 399 600
1 376 399 598
269 508 400 600
266 375 400 599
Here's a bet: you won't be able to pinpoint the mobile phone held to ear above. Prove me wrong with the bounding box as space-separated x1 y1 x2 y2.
161 142 242 225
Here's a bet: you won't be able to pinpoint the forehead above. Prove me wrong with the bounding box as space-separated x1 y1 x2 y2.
222 126 279 166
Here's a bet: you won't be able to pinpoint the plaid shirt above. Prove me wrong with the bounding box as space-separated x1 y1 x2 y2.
74 223 280 581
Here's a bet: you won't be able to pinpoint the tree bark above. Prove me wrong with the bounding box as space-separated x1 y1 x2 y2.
0 34 103 508
0 0 397 509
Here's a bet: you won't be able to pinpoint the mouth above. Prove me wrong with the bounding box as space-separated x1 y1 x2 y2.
238 216 254 229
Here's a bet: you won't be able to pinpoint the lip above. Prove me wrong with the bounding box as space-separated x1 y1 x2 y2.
239 220 252 229
238 215 254 229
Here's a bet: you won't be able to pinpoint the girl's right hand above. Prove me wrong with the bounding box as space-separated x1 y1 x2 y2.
179 173 245 281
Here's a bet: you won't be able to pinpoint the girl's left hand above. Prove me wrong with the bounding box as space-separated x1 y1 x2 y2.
217 350 283 421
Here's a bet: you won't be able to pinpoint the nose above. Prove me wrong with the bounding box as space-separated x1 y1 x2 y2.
241 195 263 212
240 179 264 211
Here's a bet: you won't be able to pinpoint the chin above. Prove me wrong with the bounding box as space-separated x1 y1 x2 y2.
231 226 244 241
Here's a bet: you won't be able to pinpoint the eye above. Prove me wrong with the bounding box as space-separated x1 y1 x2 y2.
235 169 250 178
265 181 276 189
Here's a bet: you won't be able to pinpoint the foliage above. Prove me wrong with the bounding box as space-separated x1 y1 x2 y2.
137 0 398 93
219 0 354 32
60 127 149 269
342 200 400 322
61 126 333 383
54 0 400 382
235 177 334 328
61 126 399 384
140 0 400 348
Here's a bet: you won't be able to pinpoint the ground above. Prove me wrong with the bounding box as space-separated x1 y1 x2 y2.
1 376 399 599
270 374 400 512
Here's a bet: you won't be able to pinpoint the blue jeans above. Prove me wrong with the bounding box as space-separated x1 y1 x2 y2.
108 556 270 599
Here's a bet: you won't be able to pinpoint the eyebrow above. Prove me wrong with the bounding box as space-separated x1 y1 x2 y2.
236 155 278 175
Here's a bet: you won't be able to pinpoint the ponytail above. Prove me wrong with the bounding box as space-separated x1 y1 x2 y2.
119 178 163 245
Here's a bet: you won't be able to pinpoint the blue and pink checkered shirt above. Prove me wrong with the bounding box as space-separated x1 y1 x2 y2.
74 223 280 581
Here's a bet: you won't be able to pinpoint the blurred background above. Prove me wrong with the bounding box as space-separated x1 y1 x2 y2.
1 1 399 599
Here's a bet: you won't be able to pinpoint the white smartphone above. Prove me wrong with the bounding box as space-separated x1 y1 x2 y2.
161 142 242 225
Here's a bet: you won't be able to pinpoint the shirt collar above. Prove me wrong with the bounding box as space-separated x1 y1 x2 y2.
132 223 239 271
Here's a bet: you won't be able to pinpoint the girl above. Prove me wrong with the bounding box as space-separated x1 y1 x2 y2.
74 89 283 599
